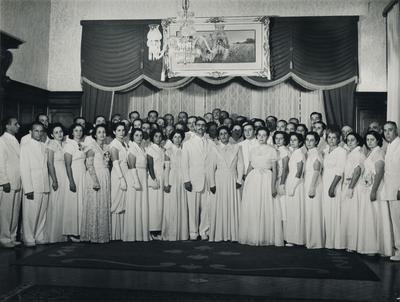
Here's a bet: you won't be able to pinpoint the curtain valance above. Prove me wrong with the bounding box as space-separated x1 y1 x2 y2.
80 16 358 91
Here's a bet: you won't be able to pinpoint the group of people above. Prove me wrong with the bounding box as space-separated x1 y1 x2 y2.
0 108 399 262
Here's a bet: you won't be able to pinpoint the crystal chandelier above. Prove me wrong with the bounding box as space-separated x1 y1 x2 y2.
147 0 218 64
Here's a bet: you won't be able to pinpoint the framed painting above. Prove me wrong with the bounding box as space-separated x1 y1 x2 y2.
161 16 271 79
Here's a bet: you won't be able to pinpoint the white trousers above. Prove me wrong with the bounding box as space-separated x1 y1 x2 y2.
22 193 49 244
0 189 22 244
389 201 400 254
187 188 211 239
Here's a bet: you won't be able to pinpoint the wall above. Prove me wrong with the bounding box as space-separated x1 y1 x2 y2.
0 0 51 90
0 0 389 92
357 0 388 91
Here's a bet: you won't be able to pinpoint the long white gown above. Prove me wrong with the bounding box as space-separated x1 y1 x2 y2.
276 145 290 240
285 148 306 245
45 140 67 243
239 144 283 246
62 140 86 236
110 139 129 240
146 143 165 232
81 142 111 243
304 148 324 249
123 141 150 241
161 144 189 241
209 143 244 242
359 146 393 256
340 146 365 251
322 146 347 249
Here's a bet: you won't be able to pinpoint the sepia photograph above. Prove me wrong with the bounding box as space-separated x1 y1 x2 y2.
0 0 399 301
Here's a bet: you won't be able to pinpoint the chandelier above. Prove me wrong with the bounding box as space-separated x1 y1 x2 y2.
147 0 224 64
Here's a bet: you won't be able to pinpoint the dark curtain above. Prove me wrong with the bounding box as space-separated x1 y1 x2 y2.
81 81 113 122
323 81 356 128
80 17 358 121
81 17 358 89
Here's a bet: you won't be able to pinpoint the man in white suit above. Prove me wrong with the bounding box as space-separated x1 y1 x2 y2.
20 113 49 145
20 122 50 246
182 117 215 240
383 121 400 261
0 117 22 248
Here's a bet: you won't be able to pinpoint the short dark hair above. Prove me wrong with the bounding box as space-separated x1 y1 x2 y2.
242 122 255 129
130 128 143 141
148 110 159 117
273 130 289 145
129 111 140 118
289 117 299 125
217 125 231 136
364 130 383 148
305 131 320 145
48 122 65 138
315 121 327 130
1 116 17 133
296 123 308 133
111 122 126 138
73 116 86 123
266 115 278 123
289 132 305 147
195 117 206 125
111 113 121 120
253 119 266 127
255 126 270 137
310 112 323 120
31 121 45 130
345 132 363 147
68 123 84 139
169 129 185 141
35 113 48 122
94 115 107 124
175 121 188 132
149 129 164 142
91 124 107 139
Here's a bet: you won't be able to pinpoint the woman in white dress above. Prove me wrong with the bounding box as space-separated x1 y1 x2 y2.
81 125 111 243
322 129 347 249
63 123 86 241
273 131 290 241
285 132 306 246
340 133 365 252
123 128 150 241
304 132 324 249
147 129 166 240
239 127 283 246
110 122 129 240
162 130 189 241
209 126 244 242
359 131 393 256
45 123 68 243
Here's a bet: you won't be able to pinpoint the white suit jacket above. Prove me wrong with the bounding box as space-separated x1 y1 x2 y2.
20 138 50 194
384 136 400 200
182 134 214 192
0 133 21 190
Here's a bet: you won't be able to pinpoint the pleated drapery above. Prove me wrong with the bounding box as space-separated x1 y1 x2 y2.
323 81 357 129
80 17 359 126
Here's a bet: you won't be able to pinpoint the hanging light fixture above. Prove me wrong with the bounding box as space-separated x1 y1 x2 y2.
146 0 225 64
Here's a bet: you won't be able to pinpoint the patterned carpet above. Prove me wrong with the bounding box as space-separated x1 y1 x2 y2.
14 241 379 281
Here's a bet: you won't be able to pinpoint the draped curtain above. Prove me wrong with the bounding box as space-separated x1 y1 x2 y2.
81 17 358 125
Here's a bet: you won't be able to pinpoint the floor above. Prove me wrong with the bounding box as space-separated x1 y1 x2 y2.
0 244 399 302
